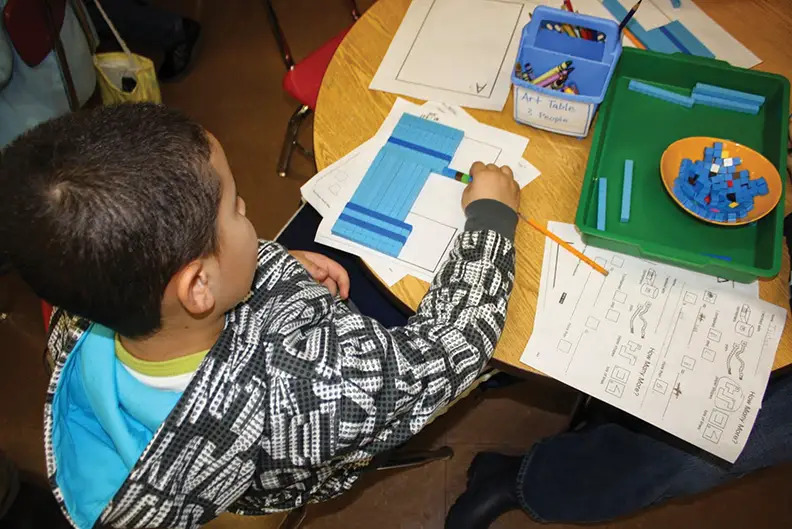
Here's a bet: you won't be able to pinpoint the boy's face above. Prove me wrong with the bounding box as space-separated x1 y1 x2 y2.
208 134 259 312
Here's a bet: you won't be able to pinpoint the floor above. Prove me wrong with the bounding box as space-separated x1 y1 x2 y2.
1 0 792 527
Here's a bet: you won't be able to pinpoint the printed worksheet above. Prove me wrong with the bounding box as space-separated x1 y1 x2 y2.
522 223 787 462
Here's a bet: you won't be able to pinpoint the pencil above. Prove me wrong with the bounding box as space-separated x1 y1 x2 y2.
618 0 643 32
519 214 609 276
622 27 646 49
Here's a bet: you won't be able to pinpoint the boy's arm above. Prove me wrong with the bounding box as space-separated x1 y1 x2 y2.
281 164 520 458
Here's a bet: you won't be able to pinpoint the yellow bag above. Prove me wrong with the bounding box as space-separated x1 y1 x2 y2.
91 0 161 104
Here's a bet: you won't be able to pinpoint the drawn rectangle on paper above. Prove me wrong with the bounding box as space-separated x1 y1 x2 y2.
371 0 530 110
613 291 628 304
396 0 521 98
653 378 669 394
681 355 696 370
709 409 728 429
605 379 625 398
702 348 716 362
612 366 630 383
557 339 572 353
606 310 620 323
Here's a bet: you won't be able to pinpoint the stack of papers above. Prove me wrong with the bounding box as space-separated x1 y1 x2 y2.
521 222 787 462
301 98 540 286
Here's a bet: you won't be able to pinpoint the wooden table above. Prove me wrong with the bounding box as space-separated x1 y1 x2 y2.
314 0 792 372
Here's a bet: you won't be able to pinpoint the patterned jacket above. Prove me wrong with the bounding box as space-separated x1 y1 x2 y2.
44 229 515 528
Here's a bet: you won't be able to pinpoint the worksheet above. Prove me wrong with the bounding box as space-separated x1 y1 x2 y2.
522 223 787 462
370 0 532 110
302 98 539 284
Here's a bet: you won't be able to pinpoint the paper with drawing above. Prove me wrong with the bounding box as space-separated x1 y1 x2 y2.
370 0 531 110
522 223 786 462
301 98 539 284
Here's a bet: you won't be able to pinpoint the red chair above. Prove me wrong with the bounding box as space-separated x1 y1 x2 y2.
41 300 53 333
264 0 360 178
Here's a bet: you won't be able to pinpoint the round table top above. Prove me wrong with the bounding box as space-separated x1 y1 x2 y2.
314 0 792 373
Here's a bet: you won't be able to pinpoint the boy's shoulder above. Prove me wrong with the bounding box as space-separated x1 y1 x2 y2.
46 308 92 366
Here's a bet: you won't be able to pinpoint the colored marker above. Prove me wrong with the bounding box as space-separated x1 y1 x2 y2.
531 61 572 84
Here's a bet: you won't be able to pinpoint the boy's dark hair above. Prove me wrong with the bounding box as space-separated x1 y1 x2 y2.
0 103 220 338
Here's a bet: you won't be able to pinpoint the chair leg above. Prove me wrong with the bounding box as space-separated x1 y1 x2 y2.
278 506 307 529
373 446 454 471
277 105 312 178
349 0 361 20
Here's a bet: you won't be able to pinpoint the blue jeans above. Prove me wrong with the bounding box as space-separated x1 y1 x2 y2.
517 371 792 523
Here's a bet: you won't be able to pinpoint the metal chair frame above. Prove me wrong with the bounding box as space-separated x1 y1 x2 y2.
264 0 361 177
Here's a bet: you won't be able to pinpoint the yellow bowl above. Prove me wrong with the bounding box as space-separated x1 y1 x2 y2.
660 136 783 226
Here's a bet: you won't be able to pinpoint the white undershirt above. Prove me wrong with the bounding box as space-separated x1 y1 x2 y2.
120 363 196 392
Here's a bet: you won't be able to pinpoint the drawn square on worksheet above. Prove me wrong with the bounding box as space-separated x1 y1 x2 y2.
681 355 696 370
594 257 608 268
585 317 600 330
708 328 722 342
683 291 698 304
613 291 627 304
702 348 716 362
709 409 728 429
605 379 624 398
612 366 630 383
611 255 625 267
653 379 669 395
557 339 572 353
606 310 620 323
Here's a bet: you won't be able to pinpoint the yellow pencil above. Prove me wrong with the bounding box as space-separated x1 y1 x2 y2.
622 27 646 49
519 214 609 276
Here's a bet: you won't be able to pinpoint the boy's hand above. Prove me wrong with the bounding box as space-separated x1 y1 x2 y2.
289 250 350 299
461 162 520 212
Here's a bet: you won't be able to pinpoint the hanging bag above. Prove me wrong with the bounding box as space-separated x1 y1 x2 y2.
91 0 160 104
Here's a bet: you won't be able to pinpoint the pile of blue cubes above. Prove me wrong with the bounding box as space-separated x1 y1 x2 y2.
672 141 769 223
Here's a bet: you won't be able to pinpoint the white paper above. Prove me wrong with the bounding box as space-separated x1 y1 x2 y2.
523 223 786 462
650 0 760 68
302 98 540 284
618 0 672 30
370 0 532 110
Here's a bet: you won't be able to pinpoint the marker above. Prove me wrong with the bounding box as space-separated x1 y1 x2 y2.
531 61 573 84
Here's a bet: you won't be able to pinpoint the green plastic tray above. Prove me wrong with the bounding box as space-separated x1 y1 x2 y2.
575 48 789 283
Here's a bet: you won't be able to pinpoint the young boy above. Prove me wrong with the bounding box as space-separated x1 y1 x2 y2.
0 103 520 529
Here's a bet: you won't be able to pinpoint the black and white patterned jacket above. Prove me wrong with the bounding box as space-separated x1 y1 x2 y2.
44 228 515 528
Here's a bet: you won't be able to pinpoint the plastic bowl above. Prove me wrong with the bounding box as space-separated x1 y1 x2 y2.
660 136 783 226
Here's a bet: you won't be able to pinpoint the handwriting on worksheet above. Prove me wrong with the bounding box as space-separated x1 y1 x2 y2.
523 223 786 462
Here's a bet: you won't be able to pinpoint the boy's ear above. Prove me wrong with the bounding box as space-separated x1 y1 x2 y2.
175 260 216 316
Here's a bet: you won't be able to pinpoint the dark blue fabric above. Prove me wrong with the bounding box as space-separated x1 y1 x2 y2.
517 371 792 523
276 204 410 328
